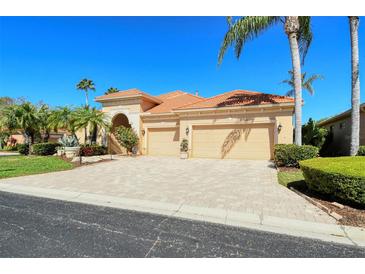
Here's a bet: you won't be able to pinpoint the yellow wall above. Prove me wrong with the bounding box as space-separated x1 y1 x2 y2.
140 107 294 157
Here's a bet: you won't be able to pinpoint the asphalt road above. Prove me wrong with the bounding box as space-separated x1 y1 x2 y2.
0 191 364 258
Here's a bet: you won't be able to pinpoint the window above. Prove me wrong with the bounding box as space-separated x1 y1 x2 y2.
339 123 344 129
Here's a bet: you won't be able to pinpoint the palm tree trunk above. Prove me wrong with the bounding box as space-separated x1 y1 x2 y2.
85 90 89 108
349 16 360 156
285 16 303 146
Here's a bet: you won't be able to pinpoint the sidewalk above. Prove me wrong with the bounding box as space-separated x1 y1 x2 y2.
0 182 364 247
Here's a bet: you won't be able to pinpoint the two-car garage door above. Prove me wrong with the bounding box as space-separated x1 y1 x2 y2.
147 124 274 160
191 124 274 160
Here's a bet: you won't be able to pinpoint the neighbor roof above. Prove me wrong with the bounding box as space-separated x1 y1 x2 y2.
318 102 365 126
175 90 294 110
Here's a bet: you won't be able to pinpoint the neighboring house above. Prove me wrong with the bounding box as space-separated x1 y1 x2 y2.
95 88 294 160
9 131 67 146
318 103 365 156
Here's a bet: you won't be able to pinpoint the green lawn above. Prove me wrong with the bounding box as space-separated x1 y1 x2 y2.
277 170 306 188
0 156 73 179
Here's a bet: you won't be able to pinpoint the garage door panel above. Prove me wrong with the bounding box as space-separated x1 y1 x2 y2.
192 125 273 160
148 128 179 156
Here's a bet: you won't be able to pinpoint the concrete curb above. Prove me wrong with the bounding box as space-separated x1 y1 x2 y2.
0 182 364 247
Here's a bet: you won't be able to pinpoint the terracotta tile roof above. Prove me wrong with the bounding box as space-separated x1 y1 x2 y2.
148 92 204 114
95 88 162 104
176 90 294 110
156 90 186 100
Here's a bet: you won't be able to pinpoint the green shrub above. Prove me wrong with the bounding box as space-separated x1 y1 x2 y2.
274 144 319 167
32 142 60 156
357 146 365 156
300 157 365 206
115 126 139 153
16 144 29 155
3 145 18 151
180 139 188 152
80 144 107 156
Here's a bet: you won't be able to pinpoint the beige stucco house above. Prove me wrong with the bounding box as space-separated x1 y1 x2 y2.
95 88 295 160
318 103 365 155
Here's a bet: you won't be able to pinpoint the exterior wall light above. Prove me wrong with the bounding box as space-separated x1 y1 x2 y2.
277 124 283 133
185 127 190 136
142 129 145 136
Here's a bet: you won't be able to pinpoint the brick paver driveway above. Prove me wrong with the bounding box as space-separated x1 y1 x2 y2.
0 156 334 223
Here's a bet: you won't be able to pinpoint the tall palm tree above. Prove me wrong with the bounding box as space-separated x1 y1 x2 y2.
218 16 312 146
281 70 324 96
48 106 77 136
349 16 361 156
105 87 119 95
74 107 110 145
76 78 95 108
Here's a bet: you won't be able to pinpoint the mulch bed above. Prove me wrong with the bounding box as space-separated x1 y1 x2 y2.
59 155 112 168
278 167 365 228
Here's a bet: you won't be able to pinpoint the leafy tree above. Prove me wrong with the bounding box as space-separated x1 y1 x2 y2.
105 87 119 95
114 126 139 154
74 107 110 144
218 16 312 146
349 17 361 156
76 78 95 108
281 70 323 96
302 118 328 149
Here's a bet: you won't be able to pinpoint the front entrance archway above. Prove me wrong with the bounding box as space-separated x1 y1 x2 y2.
109 113 132 154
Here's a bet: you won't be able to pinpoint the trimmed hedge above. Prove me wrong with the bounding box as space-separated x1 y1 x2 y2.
32 143 60 156
357 146 365 156
16 144 29 155
300 157 365 206
80 144 107 156
274 144 319 168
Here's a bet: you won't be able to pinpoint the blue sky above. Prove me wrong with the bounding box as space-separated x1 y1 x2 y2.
0 16 364 122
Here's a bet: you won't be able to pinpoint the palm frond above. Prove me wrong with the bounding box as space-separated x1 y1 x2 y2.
297 16 313 64
218 16 281 65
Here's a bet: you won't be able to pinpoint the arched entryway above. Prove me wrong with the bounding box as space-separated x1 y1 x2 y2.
109 113 132 154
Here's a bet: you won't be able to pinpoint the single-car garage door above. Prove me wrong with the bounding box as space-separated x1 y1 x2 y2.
192 124 274 160
148 128 180 156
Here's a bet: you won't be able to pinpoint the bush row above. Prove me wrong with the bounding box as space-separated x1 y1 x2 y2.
300 157 365 206
274 144 319 168
32 143 60 156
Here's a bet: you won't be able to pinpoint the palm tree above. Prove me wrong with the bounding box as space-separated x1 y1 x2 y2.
48 106 77 135
13 102 40 151
37 104 52 142
74 107 110 145
218 16 312 146
349 16 361 156
76 78 95 108
105 87 119 95
281 70 324 96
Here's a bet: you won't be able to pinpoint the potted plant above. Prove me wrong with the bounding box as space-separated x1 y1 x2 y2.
58 134 80 158
180 138 189 159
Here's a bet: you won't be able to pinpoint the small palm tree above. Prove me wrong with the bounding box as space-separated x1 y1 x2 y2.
76 79 95 108
349 16 361 156
218 16 312 146
13 102 40 151
37 104 52 142
74 107 110 144
48 106 77 135
281 70 324 97
105 87 119 95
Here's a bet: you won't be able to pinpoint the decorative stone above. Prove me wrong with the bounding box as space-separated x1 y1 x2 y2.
329 211 343 220
331 202 345 209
